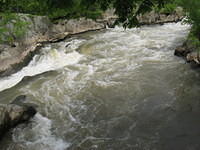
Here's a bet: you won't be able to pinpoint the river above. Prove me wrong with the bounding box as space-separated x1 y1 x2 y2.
0 22 200 150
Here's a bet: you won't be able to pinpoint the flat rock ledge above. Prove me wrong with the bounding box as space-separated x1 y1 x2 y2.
137 8 184 25
0 95 37 139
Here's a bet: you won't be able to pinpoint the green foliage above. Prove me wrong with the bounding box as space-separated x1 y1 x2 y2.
187 30 200 59
56 0 103 20
0 13 29 44
176 0 200 38
1 0 200 45
81 0 169 28
159 3 177 14
114 0 169 27
174 0 200 56
188 32 200 48
0 0 104 44
153 0 177 14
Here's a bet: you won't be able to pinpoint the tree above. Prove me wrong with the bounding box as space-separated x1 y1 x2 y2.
176 0 200 39
81 0 168 27
1 0 199 44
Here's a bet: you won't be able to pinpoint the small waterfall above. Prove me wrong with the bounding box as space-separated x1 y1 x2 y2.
0 39 85 92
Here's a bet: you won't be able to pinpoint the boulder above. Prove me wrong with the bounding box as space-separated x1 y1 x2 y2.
174 46 191 57
0 95 37 139
174 33 200 66
186 52 200 64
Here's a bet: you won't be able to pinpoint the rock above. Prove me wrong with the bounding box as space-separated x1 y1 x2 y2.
49 32 69 43
11 95 27 104
0 14 110 77
99 9 118 28
0 95 37 139
137 8 184 25
174 36 197 58
106 18 117 28
174 46 191 57
186 52 200 64
174 31 200 66
51 18 105 35
0 9 184 77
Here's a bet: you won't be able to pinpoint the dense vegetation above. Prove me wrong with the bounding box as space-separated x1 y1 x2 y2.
0 0 170 20
0 0 199 44
0 0 105 43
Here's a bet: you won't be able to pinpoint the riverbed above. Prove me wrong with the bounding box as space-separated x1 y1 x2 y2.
0 22 200 150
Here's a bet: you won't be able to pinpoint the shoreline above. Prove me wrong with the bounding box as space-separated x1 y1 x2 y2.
0 11 184 78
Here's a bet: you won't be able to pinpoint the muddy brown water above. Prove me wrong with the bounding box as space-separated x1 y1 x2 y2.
0 22 200 150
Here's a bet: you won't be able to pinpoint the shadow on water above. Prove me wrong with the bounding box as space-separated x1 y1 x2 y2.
160 66 200 150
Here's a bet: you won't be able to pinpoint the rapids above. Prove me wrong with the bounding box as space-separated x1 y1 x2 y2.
1 22 200 150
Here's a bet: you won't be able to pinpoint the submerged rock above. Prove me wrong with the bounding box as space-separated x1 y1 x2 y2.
0 95 37 139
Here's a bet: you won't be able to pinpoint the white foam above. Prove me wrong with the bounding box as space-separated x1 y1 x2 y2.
1 22 191 150
0 40 84 92
0 22 190 93
13 113 70 150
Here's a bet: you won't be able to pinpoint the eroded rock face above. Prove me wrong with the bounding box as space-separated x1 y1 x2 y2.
137 8 184 25
0 14 51 77
49 18 106 42
51 18 105 34
0 95 37 139
0 15 109 77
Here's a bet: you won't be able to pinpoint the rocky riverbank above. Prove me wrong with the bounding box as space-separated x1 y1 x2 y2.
0 9 184 77
0 16 110 77
0 95 37 139
175 34 200 66
138 7 184 25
